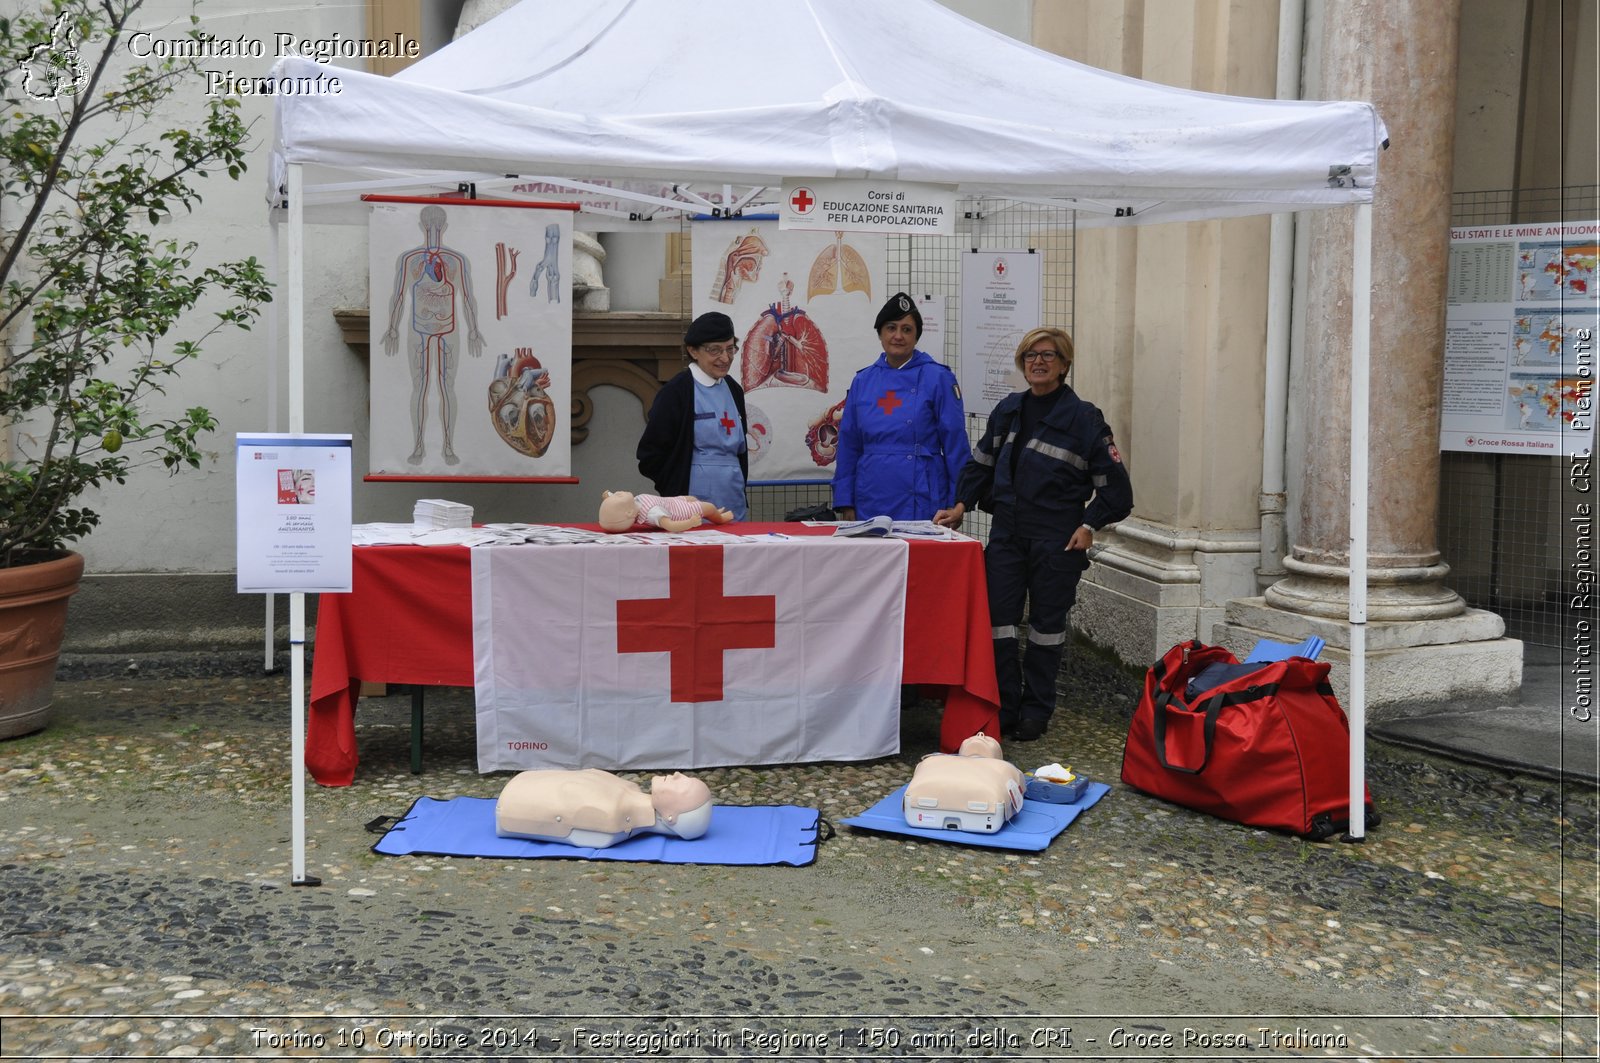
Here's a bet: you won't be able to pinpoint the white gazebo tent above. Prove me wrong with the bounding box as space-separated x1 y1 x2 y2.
267 0 1387 882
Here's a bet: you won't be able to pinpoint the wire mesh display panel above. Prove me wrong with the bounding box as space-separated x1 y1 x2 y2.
1441 185 1598 647
747 198 1077 536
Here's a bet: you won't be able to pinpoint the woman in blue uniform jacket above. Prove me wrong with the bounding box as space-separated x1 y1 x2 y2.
934 327 1133 742
636 312 749 519
833 293 970 521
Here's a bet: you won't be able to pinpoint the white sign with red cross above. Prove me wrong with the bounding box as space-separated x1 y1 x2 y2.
780 179 956 235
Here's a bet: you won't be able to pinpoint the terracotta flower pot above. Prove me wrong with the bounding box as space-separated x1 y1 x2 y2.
0 551 84 739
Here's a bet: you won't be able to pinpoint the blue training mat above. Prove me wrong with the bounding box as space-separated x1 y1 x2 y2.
839 782 1110 851
370 796 824 866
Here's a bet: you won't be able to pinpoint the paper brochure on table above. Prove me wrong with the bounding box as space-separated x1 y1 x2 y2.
471 537 908 772
833 516 956 539
236 434 353 592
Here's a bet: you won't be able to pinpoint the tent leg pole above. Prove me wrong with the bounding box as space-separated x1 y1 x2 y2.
1344 200 1372 843
286 164 320 886
290 591 318 885
264 216 281 675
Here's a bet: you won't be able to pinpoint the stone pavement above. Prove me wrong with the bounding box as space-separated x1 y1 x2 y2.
1371 644 1597 785
0 646 1595 1060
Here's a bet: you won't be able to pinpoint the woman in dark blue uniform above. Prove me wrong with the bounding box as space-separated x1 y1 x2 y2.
636 312 749 520
935 327 1133 741
833 293 970 521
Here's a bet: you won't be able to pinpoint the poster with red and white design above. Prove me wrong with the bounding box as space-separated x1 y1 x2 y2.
471 537 907 772
959 249 1042 419
691 220 887 482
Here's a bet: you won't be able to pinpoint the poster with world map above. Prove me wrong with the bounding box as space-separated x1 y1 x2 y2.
1442 220 1598 457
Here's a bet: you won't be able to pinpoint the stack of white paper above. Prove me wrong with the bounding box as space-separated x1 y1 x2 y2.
413 498 473 530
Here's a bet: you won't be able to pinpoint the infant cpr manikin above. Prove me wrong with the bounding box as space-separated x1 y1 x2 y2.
902 733 1026 833
495 769 713 848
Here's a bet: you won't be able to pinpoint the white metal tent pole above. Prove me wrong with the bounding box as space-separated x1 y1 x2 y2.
1346 200 1372 841
264 217 280 674
286 163 317 885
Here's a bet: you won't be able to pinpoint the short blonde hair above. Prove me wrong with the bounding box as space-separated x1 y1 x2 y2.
1013 327 1075 378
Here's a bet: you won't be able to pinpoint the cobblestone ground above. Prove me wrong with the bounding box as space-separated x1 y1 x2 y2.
0 647 1595 1060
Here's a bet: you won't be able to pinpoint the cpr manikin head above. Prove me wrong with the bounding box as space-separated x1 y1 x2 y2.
958 732 1003 759
649 772 713 840
598 490 637 532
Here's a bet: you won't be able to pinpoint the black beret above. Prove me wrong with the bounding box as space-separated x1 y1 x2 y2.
874 292 922 336
684 312 735 347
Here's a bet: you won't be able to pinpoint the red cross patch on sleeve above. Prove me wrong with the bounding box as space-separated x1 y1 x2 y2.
1107 441 1123 463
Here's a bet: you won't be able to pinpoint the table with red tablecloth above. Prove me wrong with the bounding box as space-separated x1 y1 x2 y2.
307 522 999 785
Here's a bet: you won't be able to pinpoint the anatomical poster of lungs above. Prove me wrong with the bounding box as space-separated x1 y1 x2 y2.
691 219 887 482
366 196 576 479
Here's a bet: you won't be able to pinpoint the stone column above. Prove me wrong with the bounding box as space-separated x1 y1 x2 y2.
1217 0 1522 715
1041 1 1280 666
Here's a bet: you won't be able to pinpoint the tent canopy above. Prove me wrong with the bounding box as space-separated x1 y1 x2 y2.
265 0 1389 870
268 0 1385 225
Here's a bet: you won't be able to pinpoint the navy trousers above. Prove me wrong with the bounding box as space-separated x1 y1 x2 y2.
984 527 1087 728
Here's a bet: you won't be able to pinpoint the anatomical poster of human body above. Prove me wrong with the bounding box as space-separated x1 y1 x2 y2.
366 197 576 479
691 220 887 482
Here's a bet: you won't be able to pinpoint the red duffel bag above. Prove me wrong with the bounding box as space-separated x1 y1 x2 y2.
1120 640 1377 839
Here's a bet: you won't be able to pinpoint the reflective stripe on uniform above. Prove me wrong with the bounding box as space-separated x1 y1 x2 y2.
992 624 1018 640
1092 474 1108 487
1028 627 1067 646
1025 437 1087 469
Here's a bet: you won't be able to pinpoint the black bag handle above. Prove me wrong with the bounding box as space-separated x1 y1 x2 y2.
1149 682 1281 775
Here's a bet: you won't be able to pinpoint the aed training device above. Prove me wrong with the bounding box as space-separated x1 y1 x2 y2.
902 753 1027 833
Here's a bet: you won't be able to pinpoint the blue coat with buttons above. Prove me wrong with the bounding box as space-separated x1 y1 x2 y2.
833 350 971 521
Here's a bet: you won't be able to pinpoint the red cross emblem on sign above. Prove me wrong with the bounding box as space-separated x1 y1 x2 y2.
876 389 903 415
616 546 776 703
993 258 1008 278
789 187 816 215
719 412 737 435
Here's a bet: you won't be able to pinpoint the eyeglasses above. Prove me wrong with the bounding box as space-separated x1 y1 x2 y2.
1023 350 1060 362
698 342 739 357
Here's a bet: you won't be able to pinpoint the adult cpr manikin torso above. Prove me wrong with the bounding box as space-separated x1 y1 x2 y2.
903 733 1026 833
495 769 713 848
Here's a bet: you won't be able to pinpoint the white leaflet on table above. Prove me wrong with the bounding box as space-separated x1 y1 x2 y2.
352 522 423 546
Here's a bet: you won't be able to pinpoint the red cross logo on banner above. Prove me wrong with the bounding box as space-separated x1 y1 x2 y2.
993 258 1008 278
876 390 903 415
719 412 737 435
616 546 776 703
789 187 816 215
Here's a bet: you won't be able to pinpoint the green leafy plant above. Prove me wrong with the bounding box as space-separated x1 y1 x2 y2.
0 0 271 566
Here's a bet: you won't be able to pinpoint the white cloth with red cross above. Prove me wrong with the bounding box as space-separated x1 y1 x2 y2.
470 536 907 771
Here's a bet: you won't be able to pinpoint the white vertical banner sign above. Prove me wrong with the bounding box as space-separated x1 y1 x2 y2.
917 295 946 363
366 197 576 478
1442 220 1598 456
959 250 1042 419
236 434 353 593
691 220 887 482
